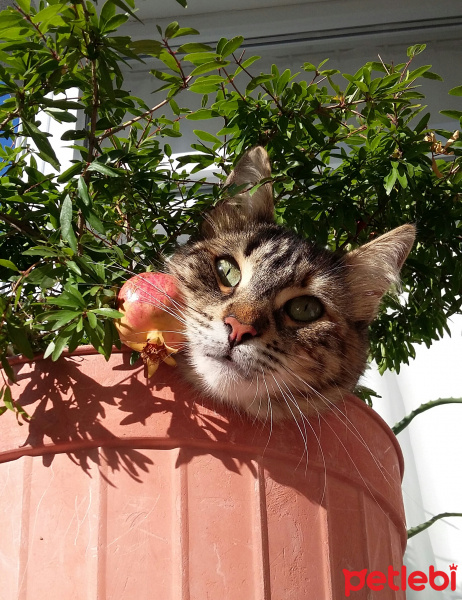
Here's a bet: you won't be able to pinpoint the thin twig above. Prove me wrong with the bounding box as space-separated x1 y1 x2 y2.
393 397 462 435
407 513 462 539
15 4 61 61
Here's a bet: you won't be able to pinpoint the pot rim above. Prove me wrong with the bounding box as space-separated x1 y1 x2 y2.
5 346 405 477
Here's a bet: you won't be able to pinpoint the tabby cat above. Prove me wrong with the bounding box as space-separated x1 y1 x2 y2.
168 146 415 420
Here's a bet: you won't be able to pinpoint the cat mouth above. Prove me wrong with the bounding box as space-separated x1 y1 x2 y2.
203 352 253 378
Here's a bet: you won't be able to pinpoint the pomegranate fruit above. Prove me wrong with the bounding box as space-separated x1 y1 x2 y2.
114 272 186 377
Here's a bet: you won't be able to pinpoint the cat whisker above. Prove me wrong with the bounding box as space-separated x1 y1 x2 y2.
279 364 394 512
281 348 360 383
278 378 328 492
258 368 274 442
279 364 396 491
269 373 309 469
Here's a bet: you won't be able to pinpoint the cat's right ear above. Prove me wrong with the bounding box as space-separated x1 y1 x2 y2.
202 146 274 237
344 224 416 323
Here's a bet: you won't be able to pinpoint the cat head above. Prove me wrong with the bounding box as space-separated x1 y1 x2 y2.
168 147 415 420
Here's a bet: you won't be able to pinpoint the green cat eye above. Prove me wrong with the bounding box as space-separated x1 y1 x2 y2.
216 257 241 288
284 295 324 323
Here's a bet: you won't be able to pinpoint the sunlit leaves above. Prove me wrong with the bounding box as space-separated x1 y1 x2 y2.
59 195 77 252
407 43 427 57
21 120 60 169
449 85 462 96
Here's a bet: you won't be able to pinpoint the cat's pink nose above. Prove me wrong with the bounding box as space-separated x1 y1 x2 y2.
224 316 258 348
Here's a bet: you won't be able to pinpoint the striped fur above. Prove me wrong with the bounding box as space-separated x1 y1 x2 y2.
168 147 415 420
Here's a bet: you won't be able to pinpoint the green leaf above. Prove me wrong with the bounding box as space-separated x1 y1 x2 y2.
170 27 199 39
421 71 443 81
354 80 369 92
186 109 220 120
51 333 69 361
190 60 229 77
0 12 25 34
130 351 140 365
41 98 84 110
22 246 61 258
44 108 78 123
183 52 219 65
396 166 408 189
78 177 91 206
169 100 180 116
32 3 66 27
177 42 213 54
43 340 55 360
61 129 87 141
67 261 82 276
449 85 462 96
87 311 98 328
0 259 19 271
407 65 432 81
407 43 426 57
219 36 244 58
157 49 182 73
130 39 163 56
21 120 60 170
64 283 86 307
100 0 116 25
90 308 124 318
59 195 78 253
414 112 430 133
102 318 114 359
175 0 187 6
46 295 81 309
103 14 129 32
440 110 462 121
303 62 317 72
15 0 31 12
48 310 81 330
246 74 275 93
165 21 179 39
384 165 398 195
57 162 83 183
194 130 221 145
162 128 182 138
189 81 224 94
233 56 260 76
87 162 119 176
1 356 16 384
3 386 13 412
7 324 34 359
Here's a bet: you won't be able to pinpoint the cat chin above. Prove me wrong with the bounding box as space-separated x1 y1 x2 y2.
178 348 347 420
181 353 272 416
191 353 253 390
178 353 298 420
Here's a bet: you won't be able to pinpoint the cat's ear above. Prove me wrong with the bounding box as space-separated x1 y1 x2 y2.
202 146 274 236
344 224 416 322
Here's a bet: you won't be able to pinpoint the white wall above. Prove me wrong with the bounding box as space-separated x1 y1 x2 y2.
363 316 462 599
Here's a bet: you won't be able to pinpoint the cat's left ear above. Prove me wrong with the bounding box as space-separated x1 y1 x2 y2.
344 224 416 322
202 146 274 236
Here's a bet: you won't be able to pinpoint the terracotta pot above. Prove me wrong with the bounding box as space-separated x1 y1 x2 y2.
0 348 406 599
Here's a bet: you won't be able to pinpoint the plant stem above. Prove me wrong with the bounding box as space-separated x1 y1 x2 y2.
392 397 462 435
407 512 462 539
